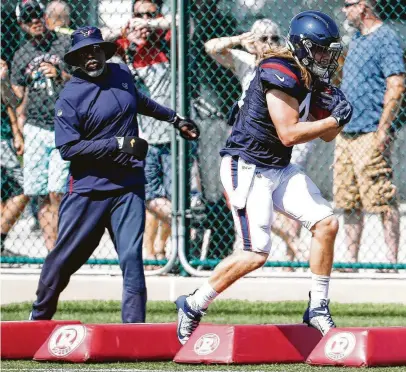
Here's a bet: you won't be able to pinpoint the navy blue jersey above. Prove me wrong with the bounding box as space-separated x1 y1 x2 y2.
55 63 176 193
220 57 311 168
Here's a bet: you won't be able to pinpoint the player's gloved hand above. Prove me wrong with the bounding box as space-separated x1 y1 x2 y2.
312 82 346 112
331 100 353 127
170 115 200 141
115 136 149 160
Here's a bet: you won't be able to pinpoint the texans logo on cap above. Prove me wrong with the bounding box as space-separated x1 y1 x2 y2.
63 26 117 67
79 29 95 38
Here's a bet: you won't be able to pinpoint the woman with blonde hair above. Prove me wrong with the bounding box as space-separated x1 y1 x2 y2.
205 18 282 96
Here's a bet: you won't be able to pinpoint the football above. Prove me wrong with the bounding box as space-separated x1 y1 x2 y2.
310 84 333 120
310 104 331 120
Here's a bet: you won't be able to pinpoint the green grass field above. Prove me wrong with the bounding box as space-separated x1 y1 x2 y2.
2 300 406 371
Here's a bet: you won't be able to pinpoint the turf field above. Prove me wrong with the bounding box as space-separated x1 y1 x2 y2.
2 300 406 371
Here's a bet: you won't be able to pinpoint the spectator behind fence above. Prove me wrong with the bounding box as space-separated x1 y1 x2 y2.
10 0 71 251
1 59 30 257
187 1 239 260
45 0 73 35
205 19 314 268
29 26 199 321
114 0 202 266
336 0 405 270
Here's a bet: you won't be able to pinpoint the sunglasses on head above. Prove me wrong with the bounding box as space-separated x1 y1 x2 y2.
344 0 361 8
133 11 159 18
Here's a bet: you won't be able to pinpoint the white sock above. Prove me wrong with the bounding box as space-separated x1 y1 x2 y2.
187 281 218 311
310 274 330 308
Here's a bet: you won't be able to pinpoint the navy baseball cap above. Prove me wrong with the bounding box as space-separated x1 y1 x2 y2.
64 26 117 66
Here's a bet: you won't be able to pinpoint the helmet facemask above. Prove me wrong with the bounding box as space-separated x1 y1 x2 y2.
301 39 342 81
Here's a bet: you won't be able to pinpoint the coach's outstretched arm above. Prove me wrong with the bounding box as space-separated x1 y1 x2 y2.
136 90 200 141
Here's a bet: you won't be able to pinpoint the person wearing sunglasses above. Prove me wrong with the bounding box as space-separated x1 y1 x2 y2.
118 0 173 268
112 0 204 269
205 19 282 91
205 19 317 270
334 0 405 272
101 0 171 42
8 0 72 252
28 26 199 323
126 8 174 35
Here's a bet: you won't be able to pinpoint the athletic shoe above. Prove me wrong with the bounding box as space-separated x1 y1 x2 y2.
175 295 205 345
303 294 336 336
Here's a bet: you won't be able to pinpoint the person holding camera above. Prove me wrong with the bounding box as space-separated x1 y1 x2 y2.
10 1 71 251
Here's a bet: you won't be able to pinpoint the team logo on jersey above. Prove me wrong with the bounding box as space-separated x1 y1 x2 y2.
324 332 356 361
275 73 285 82
122 82 128 90
48 325 87 357
57 109 63 117
194 333 220 355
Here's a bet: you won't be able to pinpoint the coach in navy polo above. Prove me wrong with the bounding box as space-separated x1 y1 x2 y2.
30 26 199 322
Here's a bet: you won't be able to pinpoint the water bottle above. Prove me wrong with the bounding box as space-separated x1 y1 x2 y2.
45 77 55 97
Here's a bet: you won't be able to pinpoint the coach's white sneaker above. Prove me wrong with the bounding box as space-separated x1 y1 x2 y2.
303 295 336 336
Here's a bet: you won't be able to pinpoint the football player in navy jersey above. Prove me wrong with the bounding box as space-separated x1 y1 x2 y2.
29 26 199 323
176 11 353 343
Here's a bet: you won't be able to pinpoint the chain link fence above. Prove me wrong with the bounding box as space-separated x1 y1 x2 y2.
1 0 405 274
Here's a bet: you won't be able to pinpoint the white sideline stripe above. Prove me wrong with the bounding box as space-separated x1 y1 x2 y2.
2 274 406 305
3 267 406 279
